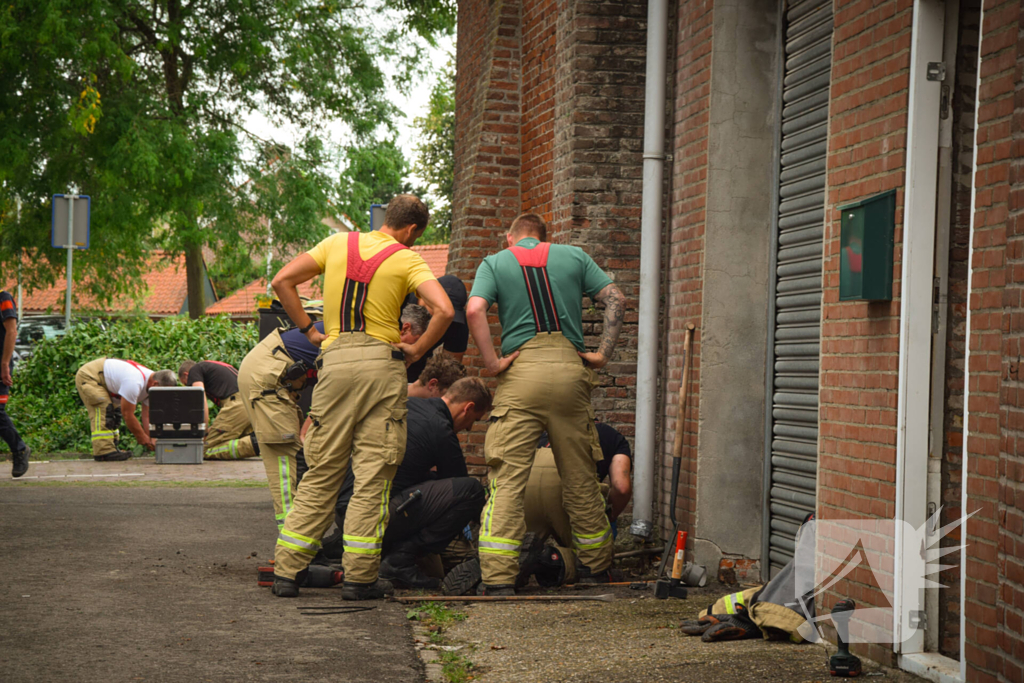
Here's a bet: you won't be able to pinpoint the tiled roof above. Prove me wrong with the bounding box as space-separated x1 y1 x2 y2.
411 244 449 278
206 279 323 317
2 251 200 316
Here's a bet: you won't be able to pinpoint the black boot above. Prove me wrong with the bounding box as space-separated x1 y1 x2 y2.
477 583 515 596
341 578 394 601
379 553 441 590
575 560 611 584
249 433 260 456
271 576 300 598
12 445 30 478
95 450 131 462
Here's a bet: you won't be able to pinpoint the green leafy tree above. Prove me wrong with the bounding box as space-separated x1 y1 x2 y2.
337 137 422 231
0 0 454 317
413 58 454 244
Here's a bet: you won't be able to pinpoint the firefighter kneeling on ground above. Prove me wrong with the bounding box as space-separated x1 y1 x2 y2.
319 376 492 588
238 305 431 532
441 421 633 594
75 358 177 461
177 360 257 461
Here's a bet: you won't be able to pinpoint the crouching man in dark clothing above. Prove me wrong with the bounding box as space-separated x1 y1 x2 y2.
325 377 492 589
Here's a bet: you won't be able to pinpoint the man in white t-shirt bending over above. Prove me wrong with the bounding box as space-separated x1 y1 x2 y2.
75 358 177 461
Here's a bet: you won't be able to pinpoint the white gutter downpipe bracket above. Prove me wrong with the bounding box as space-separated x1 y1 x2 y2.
629 0 669 540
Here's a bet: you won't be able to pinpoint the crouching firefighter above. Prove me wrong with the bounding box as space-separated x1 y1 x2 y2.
322 377 492 588
238 306 429 532
178 360 257 460
75 358 177 461
269 194 453 601
467 213 627 595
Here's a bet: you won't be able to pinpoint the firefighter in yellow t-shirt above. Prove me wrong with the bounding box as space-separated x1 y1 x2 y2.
269 195 454 600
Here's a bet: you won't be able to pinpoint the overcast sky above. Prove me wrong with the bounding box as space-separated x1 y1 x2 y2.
244 34 455 190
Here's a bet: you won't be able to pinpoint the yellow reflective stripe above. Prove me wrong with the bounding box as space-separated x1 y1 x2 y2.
344 546 382 556
343 533 383 544
723 592 745 614
735 592 745 607
575 525 611 540
479 535 521 547
278 456 291 514
276 539 317 556
479 548 519 557
281 529 319 545
483 479 498 537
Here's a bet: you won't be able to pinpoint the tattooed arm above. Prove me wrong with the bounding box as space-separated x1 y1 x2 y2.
578 283 626 369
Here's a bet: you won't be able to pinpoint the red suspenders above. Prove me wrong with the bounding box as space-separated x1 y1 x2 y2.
508 242 561 334
340 231 408 333
110 360 149 400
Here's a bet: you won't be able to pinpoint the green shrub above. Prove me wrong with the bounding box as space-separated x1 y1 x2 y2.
3 316 257 454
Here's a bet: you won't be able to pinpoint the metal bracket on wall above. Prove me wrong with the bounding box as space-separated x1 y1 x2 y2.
926 61 946 81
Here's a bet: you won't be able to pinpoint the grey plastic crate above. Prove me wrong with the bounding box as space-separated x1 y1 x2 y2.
155 439 204 465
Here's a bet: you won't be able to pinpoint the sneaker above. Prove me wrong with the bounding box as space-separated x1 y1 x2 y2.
477 583 515 597
271 576 300 598
12 445 30 478
341 578 394 601
379 554 441 590
442 558 482 596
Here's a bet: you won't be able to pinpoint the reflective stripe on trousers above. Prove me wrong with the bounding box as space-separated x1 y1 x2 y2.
277 529 321 556
723 591 746 614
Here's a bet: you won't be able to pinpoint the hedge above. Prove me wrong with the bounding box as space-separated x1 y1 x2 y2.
3 316 258 454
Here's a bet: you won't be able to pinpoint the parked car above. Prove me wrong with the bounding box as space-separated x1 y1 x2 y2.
14 315 69 365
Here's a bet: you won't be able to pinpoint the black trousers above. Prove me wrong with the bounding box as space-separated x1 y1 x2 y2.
384 477 486 556
328 477 486 558
0 402 26 456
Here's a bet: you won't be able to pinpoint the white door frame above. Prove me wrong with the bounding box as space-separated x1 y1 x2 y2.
894 0 944 663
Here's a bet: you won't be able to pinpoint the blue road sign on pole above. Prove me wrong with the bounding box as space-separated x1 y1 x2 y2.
370 203 387 231
51 194 91 328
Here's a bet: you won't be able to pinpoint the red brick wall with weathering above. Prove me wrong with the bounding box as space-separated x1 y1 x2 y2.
451 0 648 463
662 0 712 542
962 2 1024 681
816 0 912 667
520 0 555 221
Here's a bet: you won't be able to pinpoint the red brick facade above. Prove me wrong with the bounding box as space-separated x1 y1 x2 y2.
663 0 712 538
453 1 1024 678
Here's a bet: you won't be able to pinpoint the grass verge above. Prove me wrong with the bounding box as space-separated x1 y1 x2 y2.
408 602 475 682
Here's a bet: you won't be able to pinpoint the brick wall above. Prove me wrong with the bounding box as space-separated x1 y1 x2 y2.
520 0 556 221
451 0 649 464
817 0 913 667
662 0 712 540
962 1 1023 681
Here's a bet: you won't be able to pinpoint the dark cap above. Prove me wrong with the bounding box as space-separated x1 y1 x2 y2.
438 275 468 325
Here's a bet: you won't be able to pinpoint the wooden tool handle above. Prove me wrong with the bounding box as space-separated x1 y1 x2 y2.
670 323 696 461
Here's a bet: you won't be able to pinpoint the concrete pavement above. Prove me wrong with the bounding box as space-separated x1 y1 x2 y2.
0 487 421 683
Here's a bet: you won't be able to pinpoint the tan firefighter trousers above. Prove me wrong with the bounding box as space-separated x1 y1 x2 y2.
204 394 257 460
523 447 611 585
75 358 119 456
238 329 302 530
479 333 613 586
274 333 407 583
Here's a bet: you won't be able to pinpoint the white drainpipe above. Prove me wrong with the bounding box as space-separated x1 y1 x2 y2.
629 0 669 540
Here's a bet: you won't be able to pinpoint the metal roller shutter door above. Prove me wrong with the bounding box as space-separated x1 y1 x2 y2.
766 0 833 576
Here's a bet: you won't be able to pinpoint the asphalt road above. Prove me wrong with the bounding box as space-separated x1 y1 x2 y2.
0 487 422 683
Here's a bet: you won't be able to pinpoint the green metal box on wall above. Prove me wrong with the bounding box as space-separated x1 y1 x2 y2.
838 189 896 301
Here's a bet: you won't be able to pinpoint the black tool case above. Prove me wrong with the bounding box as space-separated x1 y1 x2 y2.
149 386 207 439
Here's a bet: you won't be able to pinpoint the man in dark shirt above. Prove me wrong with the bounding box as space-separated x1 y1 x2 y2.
326 377 493 588
179 360 257 460
406 275 469 383
1 290 30 477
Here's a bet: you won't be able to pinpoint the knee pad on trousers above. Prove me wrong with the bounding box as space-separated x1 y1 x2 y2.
105 403 122 430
